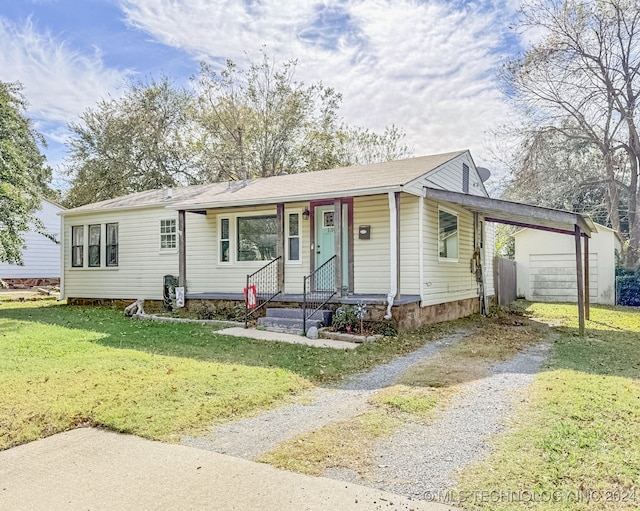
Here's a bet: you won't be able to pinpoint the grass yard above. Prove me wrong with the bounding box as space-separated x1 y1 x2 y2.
0 300 451 450
456 302 640 511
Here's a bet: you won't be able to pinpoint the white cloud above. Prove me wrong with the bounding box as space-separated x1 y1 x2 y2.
119 0 520 165
0 16 132 128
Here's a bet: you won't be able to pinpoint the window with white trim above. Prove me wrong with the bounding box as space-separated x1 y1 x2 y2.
219 217 230 262
160 219 177 250
88 224 101 267
287 212 300 262
72 226 84 267
106 223 119 267
237 215 277 261
438 209 458 260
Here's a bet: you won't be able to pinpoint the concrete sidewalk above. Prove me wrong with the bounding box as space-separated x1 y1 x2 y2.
217 326 359 350
0 428 456 511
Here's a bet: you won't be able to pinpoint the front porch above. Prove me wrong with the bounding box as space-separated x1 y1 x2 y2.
183 292 463 334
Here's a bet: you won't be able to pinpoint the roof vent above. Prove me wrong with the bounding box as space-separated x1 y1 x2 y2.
166 187 173 200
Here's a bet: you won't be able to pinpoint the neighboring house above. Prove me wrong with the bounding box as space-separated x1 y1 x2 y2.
0 198 63 289
59 150 595 331
514 223 622 305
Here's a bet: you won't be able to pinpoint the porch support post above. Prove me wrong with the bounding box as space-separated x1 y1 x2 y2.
334 199 343 296
276 203 285 292
178 209 186 290
584 234 590 320
395 192 401 299
574 224 585 336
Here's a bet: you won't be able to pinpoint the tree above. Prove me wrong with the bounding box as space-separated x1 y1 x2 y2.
193 52 407 180
194 54 332 180
502 0 640 267
64 77 202 207
64 52 410 206
502 126 620 227
0 81 51 264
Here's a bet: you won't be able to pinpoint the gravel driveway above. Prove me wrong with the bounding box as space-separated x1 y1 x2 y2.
331 343 550 499
183 328 550 500
182 329 470 458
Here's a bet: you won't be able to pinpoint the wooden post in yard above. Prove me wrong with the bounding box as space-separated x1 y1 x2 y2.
574 224 585 336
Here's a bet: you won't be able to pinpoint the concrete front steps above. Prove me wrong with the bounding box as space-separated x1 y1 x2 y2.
257 307 333 335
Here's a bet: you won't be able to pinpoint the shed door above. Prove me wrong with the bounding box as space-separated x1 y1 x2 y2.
529 253 598 303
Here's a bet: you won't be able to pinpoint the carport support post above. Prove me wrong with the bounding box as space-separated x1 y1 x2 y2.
574 224 585 336
178 209 186 290
584 235 590 320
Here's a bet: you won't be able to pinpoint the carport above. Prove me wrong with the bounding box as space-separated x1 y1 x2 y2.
423 187 597 336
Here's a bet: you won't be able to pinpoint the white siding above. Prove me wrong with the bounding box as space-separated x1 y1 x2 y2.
399 194 420 295
187 203 310 295
421 198 478 306
0 199 62 279
64 207 181 299
353 195 390 294
404 152 488 197
282 203 310 294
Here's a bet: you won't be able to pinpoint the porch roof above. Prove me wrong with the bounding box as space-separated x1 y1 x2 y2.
423 187 597 236
168 151 465 211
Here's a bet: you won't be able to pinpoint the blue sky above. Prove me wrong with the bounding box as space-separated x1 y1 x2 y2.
0 0 525 190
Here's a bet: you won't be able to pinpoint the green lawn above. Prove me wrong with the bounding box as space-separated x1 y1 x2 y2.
456 302 640 511
0 300 451 450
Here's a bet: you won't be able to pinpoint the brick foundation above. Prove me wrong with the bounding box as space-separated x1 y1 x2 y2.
1 278 60 289
67 298 165 313
393 297 481 331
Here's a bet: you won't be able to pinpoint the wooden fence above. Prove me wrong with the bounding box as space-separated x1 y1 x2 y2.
494 257 517 306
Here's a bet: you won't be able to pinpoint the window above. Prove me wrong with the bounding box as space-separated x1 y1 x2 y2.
106 223 118 267
237 215 277 261
88 224 101 267
71 226 84 267
323 211 334 228
439 210 458 260
219 217 230 262
287 212 300 262
160 219 177 250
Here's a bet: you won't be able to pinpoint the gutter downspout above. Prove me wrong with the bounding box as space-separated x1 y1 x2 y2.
385 191 398 319
419 196 424 306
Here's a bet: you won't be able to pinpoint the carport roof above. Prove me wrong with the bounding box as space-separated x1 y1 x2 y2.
423 187 596 236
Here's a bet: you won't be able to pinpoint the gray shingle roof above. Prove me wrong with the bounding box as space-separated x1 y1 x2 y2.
61 151 465 215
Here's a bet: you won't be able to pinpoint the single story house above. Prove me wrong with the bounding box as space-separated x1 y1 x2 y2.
59 150 596 332
0 198 63 289
514 223 622 305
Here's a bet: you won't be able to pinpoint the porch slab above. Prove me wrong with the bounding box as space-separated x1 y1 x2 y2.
187 292 421 306
216 327 359 350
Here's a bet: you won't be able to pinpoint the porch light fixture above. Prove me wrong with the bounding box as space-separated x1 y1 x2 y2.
302 207 310 220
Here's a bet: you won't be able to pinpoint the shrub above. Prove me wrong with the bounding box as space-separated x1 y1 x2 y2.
332 306 359 333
